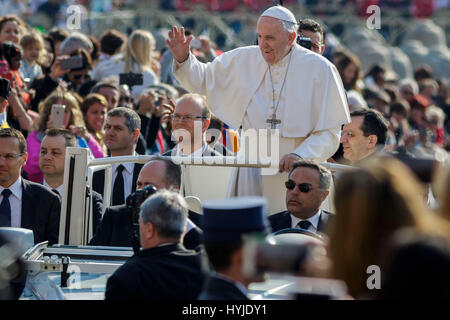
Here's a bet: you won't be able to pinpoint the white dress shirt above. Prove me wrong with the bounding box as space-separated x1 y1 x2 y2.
43 180 64 202
290 209 322 234
111 162 135 205
0 177 23 227
175 144 208 157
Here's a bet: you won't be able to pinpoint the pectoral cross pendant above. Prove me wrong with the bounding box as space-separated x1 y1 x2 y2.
267 113 281 129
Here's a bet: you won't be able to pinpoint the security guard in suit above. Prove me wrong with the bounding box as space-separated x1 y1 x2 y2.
104 190 207 300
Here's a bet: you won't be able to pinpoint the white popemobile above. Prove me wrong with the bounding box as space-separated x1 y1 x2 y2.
1 147 351 300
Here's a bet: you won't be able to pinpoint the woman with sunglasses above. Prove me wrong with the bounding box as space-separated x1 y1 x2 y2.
62 48 93 93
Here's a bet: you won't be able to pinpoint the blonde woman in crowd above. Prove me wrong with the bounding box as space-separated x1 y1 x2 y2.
92 29 159 99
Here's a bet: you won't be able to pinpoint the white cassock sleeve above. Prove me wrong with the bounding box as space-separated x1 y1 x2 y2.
292 126 341 162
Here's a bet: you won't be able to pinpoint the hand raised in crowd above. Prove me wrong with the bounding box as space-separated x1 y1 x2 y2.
160 97 175 124
50 56 71 81
69 125 90 142
166 26 193 63
138 92 164 117
279 153 301 173
197 35 212 54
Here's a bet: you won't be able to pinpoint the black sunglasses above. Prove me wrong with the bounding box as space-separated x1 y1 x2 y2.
73 74 90 80
285 180 314 193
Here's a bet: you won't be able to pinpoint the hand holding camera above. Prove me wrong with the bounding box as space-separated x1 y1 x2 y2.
126 185 158 226
50 56 72 81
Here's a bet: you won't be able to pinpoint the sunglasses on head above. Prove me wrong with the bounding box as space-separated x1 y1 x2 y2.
285 180 314 193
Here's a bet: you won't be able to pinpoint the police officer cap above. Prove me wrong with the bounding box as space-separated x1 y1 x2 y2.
0 78 11 100
202 197 270 242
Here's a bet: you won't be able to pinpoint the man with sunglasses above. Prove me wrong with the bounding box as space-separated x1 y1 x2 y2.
269 159 333 236
163 93 221 157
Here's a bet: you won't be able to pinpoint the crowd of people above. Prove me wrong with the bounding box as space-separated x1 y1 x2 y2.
0 4 449 300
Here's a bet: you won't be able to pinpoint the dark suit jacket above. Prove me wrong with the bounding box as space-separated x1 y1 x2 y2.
92 163 143 204
268 210 334 236
90 190 104 235
21 179 61 245
198 275 249 300
89 204 203 250
41 183 103 236
105 243 206 300
163 145 222 157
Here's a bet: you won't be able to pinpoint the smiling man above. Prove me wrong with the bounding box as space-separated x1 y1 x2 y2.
269 159 333 237
340 109 389 165
167 5 349 214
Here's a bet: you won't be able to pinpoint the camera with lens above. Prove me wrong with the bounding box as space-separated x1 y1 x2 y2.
126 185 158 226
297 36 312 50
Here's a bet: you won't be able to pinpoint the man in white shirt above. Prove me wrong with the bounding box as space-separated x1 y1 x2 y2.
269 159 334 237
39 128 104 232
0 128 60 244
163 93 221 158
166 5 349 213
92 107 143 206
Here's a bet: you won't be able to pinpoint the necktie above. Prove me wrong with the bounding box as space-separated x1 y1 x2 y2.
52 189 61 202
0 189 12 227
112 165 125 206
297 220 312 231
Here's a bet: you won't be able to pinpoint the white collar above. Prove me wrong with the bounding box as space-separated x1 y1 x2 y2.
290 209 321 230
43 180 64 197
270 49 292 69
112 152 137 174
0 176 22 200
176 144 207 157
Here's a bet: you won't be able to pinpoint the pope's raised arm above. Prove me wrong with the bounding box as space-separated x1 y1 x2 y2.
166 26 193 64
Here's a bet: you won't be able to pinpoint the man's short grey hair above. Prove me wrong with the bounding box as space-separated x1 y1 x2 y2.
139 190 188 239
107 107 141 132
60 32 93 55
289 159 331 191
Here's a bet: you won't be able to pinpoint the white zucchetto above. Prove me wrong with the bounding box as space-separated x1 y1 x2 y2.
260 5 297 24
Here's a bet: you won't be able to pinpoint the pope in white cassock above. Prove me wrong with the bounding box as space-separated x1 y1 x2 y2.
166 6 350 214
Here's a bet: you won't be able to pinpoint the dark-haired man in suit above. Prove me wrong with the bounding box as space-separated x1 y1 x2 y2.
92 107 143 206
269 159 334 237
39 128 104 234
0 128 60 245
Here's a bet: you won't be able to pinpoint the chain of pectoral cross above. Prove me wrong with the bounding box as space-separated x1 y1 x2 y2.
267 50 292 129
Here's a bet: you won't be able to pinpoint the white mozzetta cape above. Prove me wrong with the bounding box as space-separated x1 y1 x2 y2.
174 43 350 137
